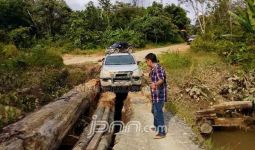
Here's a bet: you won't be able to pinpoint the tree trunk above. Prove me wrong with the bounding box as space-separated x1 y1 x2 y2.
86 107 110 150
213 118 245 127
72 106 105 150
196 101 253 116
212 101 253 110
0 79 100 150
97 109 115 150
73 92 116 150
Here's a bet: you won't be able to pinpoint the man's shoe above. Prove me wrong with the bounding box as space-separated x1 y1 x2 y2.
154 134 166 139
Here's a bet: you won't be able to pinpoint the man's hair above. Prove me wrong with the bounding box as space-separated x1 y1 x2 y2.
145 53 158 63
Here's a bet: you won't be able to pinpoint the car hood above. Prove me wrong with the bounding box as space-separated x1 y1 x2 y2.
102 64 138 72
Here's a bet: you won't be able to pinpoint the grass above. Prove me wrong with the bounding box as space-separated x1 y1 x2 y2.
160 50 234 149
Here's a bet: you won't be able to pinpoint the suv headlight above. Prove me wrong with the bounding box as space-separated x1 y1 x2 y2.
132 68 142 77
100 70 112 78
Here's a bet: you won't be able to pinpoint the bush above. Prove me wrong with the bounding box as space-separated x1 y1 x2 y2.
27 45 64 68
2 44 19 58
0 104 22 128
0 43 3 51
40 69 69 104
131 15 182 43
8 27 33 48
0 29 9 42
191 35 255 70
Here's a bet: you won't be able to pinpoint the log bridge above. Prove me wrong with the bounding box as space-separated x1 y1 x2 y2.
0 79 117 150
196 101 255 134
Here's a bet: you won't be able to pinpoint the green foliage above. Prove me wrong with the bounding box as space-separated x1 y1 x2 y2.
192 36 255 70
40 69 69 104
147 2 164 16
131 15 181 43
0 104 21 128
0 0 31 28
0 45 63 71
229 0 255 33
98 0 111 12
110 3 144 29
2 44 19 58
27 45 64 68
102 29 145 48
8 27 32 48
0 29 9 42
161 52 191 70
0 0 187 50
31 0 72 37
191 0 255 71
164 4 190 30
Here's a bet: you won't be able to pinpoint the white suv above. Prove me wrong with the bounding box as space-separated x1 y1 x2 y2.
100 53 142 92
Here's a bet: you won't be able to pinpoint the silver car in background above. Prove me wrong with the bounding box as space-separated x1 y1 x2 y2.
187 35 197 45
100 53 142 92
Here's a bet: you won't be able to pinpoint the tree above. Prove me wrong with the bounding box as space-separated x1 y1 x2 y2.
98 0 111 12
110 2 144 29
67 2 107 48
98 0 111 27
0 0 31 28
29 0 71 37
228 0 255 33
147 2 165 17
179 0 213 34
131 15 180 43
164 4 190 30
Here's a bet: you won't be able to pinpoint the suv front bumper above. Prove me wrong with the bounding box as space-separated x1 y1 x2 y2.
100 77 141 92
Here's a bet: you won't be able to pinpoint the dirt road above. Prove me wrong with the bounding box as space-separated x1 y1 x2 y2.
113 92 201 150
63 43 189 65
62 43 200 149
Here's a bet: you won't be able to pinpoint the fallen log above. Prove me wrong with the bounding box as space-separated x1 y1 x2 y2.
72 106 105 150
73 92 116 150
0 79 100 150
200 122 213 134
97 109 115 150
86 107 110 150
211 101 253 111
213 118 245 127
196 101 253 116
196 113 217 119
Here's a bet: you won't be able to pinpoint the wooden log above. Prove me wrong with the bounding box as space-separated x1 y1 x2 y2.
200 122 213 134
211 101 253 111
196 101 253 116
97 109 115 150
196 113 217 119
0 79 100 150
86 107 110 150
196 108 217 115
72 106 105 150
73 92 115 150
213 118 245 127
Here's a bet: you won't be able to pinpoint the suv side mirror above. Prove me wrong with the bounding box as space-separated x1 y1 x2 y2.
98 58 105 63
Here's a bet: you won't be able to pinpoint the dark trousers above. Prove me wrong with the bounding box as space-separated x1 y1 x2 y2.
152 101 166 135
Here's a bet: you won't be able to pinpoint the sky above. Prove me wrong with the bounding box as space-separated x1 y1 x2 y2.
64 0 195 23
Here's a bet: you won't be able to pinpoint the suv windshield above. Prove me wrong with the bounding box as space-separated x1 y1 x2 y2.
105 55 135 65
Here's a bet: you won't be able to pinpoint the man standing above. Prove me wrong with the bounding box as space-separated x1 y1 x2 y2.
145 53 167 139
